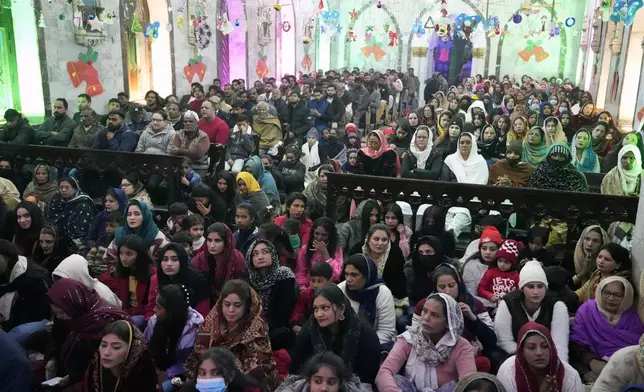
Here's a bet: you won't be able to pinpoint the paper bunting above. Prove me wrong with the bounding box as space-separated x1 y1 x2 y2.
361 37 386 61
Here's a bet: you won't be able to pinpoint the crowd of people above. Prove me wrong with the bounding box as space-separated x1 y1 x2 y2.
0 67 642 392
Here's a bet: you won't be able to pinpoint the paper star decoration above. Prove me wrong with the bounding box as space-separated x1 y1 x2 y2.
350 9 358 20
366 25 374 32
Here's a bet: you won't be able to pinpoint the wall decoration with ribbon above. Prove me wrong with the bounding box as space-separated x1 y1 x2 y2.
282 21 291 32
518 39 550 62
256 49 269 79
388 31 398 46
361 37 386 60
184 55 206 82
66 48 103 97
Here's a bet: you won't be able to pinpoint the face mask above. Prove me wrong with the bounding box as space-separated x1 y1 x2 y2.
559 107 568 114
418 254 439 267
530 104 540 111
263 165 272 171
506 156 521 167
549 100 557 106
289 234 301 251
460 103 470 111
329 135 338 142
196 378 226 392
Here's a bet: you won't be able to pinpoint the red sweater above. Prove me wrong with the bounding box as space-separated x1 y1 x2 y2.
199 116 230 145
99 267 156 317
274 215 313 245
477 268 519 301
289 286 314 326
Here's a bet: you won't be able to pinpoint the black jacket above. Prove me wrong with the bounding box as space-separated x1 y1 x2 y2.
320 97 346 125
0 260 52 331
0 119 34 145
286 101 313 138
401 149 443 180
270 98 289 124
357 149 398 177
279 161 306 194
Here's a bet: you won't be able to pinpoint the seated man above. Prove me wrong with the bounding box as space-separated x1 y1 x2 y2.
73 93 92 125
252 101 282 156
100 98 122 126
126 103 151 135
34 98 77 146
92 110 137 152
69 108 102 149
0 109 34 145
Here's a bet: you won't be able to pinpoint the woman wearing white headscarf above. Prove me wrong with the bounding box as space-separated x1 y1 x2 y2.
441 132 489 184
601 144 642 196
376 293 476 391
52 254 122 308
401 125 443 180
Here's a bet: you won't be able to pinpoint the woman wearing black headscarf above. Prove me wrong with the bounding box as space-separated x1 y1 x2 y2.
211 171 237 226
189 183 227 227
12 200 44 256
528 142 588 192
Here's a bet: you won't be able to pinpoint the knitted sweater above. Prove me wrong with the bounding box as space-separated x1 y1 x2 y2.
477 268 519 301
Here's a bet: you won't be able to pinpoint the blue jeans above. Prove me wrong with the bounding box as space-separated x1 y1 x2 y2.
9 319 49 348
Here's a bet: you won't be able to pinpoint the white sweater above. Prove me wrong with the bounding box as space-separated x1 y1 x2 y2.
338 281 396 345
494 299 569 363
497 355 582 392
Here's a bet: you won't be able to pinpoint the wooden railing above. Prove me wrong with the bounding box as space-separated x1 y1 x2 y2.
0 144 202 206
326 173 639 253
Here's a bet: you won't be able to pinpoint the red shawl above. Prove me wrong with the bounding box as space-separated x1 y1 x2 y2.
515 322 565 392
48 279 129 368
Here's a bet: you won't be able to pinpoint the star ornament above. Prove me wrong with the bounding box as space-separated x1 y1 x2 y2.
350 9 358 20
366 25 375 32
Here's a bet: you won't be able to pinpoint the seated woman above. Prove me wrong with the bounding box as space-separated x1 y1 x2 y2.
542 116 568 145
232 203 260 256
121 173 154 209
404 236 449 307
384 203 413 259
521 126 549 168
575 243 631 304
338 254 396 345
462 227 502 308
212 170 237 226
591 335 644 391
23 163 58 205
53 254 122 308
441 132 489 184
235 172 270 215
275 193 313 245
188 183 227 228
601 144 642 196
376 293 476 391
32 225 68 274
278 352 372 392
295 217 343 289
46 176 96 250
144 284 204 391
454 373 507 392
572 225 610 288
601 131 644 173
435 116 462 157
496 322 582 392
104 200 169 266
302 164 337 220
146 243 210 319
349 224 407 301
400 125 443 180
86 188 128 252
301 129 328 187
185 279 281 391
81 320 161 392
182 347 263 392
289 284 381 385
246 239 298 351
357 130 400 177
570 129 600 173
99 234 156 328
0 239 51 344
494 261 569 363
191 223 247 308
527 142 589 192
479 125 503 164
338 199 382 256
591 121 613 157
571 276 644 384
47 279 129 390
12 200 43 256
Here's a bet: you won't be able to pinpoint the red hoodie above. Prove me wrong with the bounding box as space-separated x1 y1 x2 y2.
477 267 519 301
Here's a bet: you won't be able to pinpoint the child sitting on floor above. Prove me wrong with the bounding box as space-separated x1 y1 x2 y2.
290 262 333 333
181 214 205 253
171 231 194 264
283 218 302 253
180 158 202 200
519 226 556 268
87 211 123 276
477 239 521 306
165 202 191 237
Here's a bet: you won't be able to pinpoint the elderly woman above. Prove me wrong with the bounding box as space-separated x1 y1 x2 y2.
45 177 96 250
571 276 644 384
253 101 282 156
601 144 642 196
22 164 57 205
400 125 443 180
170 110 210 176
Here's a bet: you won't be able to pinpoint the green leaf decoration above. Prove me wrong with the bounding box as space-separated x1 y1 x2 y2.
189 59 196 66
131 17 143 33
196 55 203 63
78 53 88 62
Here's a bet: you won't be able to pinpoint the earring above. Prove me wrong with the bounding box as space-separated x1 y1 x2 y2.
339 313 345 321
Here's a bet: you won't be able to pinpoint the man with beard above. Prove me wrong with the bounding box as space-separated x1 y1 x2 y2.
68 108 101 149
0 109 34 145
92 110 137 152
320 84 345 129
252 101 282 156
285 91 313 143
489 141 533 187
34 98 77 146
222 83 236 105
170 110 210 175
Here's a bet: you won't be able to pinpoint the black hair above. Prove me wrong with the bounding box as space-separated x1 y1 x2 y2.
14 200 44 254
168 202 189 217
234 112 251 123
384 203 404 232
305 217 338 266
144 90 165 108
101 320 132 342
236 203 259 228
212 170 236 204
205 222 229 250
149 284 189 371
152 110 168 121
115 234 154 281
190 348 264 391
312 283 348 310
528 226 549 245
55 98 69 109
259 222 294 262
286 192 307 211
77 93 91 103
282 218 300 236
299 352 352 384
480 214 503 233
461 378 502 392
344 253 370 279
601 243 631 271
0 239 20 273
181 214 205 231
310 262 333 280
171 231 193 247
123 173 141 188
365 223 390 246
107 211 124 226
426 293 448 318
117 92 129 99
360 200 382 237
219 280 253 327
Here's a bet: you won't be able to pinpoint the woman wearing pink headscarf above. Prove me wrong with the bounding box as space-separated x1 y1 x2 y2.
357 129 400 177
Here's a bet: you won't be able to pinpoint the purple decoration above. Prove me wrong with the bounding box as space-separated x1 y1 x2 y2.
228 0 247 82
217 0 230 84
